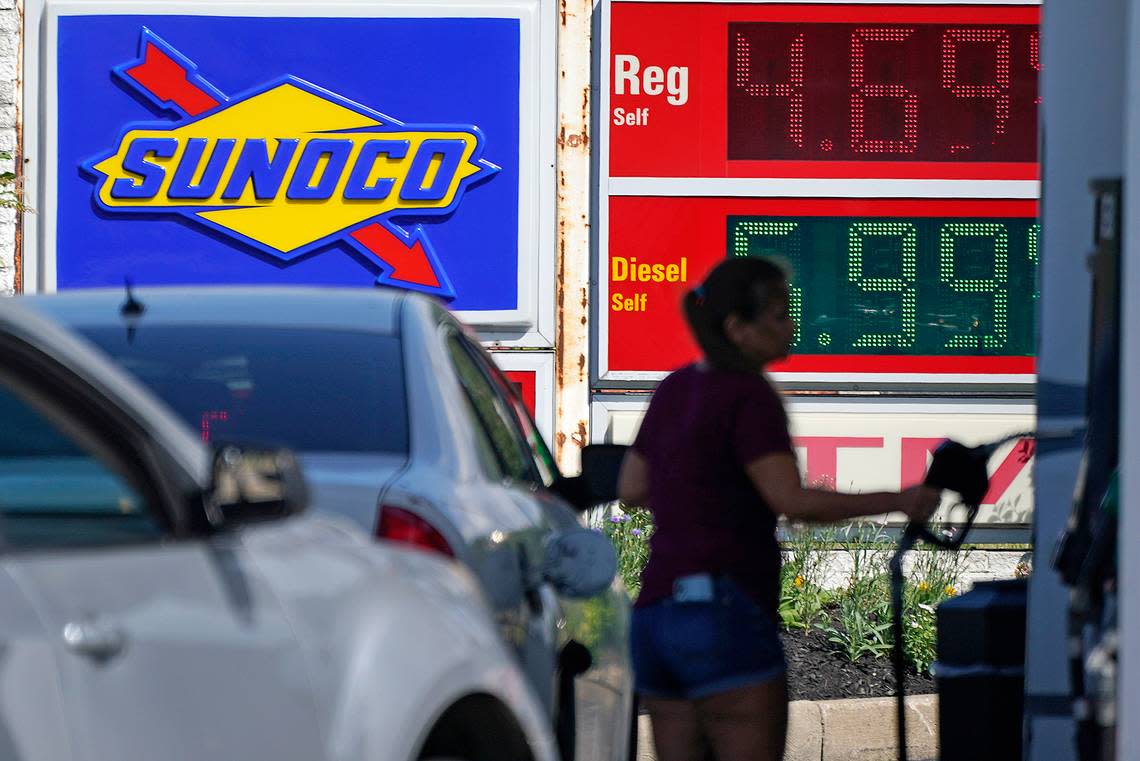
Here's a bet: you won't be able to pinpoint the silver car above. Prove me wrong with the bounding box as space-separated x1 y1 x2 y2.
24 286 634 761
0 297 559 761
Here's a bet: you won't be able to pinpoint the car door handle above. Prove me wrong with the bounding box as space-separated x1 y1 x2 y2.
62 618 127 661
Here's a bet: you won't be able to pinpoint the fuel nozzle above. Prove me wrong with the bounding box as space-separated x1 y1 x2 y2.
913 439 994 550
923 440 992 508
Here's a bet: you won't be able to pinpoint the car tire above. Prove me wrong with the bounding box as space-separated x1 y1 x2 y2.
417 694 535 761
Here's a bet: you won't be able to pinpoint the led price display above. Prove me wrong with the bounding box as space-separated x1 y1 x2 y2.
728 22 1039 163
727 215 1039 356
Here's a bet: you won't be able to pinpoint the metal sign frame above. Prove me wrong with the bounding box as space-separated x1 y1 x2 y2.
22 0 557 346
594 0 1042 387
492 350 555 443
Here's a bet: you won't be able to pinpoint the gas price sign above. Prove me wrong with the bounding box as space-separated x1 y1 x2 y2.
602 197 1038 379
608 3 1040 179
599 1 1041 384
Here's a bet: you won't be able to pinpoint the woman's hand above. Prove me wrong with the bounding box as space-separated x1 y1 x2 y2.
617 449 651 506
896 485 942 523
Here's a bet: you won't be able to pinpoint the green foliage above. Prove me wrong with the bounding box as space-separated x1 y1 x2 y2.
562 593 621 653
779 523 835 630
898 538 971 673
601 511 969 675
804 522 894 662
0 150 22 211
817 593 894 661
902 602 939 675
779 523 968 674
596 506 654 599
778 569 828 631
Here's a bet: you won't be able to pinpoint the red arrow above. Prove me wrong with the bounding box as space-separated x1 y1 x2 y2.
349 224 441 289
124 40 220 117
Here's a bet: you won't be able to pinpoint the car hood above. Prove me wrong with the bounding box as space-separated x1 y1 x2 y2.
296 452 407 533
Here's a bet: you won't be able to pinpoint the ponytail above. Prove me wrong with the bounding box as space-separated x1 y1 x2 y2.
682 257 789 373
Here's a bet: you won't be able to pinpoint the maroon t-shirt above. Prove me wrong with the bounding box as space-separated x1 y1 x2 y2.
632 363 793 614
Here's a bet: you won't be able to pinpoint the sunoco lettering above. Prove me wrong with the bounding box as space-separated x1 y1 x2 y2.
108 135 469 202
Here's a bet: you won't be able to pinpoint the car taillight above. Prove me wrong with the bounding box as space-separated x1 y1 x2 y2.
376 506 455 558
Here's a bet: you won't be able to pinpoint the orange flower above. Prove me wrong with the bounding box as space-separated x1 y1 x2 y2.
794 575 805 588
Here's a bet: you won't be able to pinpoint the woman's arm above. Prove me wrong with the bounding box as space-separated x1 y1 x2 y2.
617 449 651 506
745 452 940 523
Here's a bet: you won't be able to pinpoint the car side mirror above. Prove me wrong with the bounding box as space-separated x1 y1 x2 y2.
542 528 618 598
207 444 308 526
552 444 629 510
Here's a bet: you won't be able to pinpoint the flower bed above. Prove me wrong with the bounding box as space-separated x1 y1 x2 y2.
600 510 1028 700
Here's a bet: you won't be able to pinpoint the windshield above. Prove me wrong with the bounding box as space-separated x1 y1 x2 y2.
78 326 409 454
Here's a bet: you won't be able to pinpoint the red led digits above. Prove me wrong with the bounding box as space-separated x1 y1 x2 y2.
942 29 1011 140
850 28 918 155
733 32 805 148
725 21 1039 163
200 410 229 443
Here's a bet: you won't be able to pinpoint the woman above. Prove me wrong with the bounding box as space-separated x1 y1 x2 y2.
617 257 940 761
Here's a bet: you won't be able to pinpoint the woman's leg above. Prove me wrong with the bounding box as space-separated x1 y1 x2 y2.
643 697 714 761
696 674 788 761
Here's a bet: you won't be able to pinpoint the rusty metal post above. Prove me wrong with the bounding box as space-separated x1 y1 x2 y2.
554 0 593 473
12 0 23 295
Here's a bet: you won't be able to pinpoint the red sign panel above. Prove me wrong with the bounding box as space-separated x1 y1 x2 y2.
605 196 1038 375
609 3 1040 179
503 369 537 419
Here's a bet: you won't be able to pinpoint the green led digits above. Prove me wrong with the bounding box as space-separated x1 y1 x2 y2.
732 220 803 347
939 223 1009 350
1028 223 1040 302
725 214 1037 358
847 222 918 348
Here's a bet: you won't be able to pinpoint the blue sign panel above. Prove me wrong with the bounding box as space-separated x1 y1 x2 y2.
56 15 520 310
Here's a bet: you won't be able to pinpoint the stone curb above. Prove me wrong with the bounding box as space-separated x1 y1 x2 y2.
637 694 938 761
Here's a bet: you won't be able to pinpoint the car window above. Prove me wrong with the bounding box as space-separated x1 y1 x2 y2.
466 346 560 487
0 382 163 549
444 334 538 484
78 326 408 454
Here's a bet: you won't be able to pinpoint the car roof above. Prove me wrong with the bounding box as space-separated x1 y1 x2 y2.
0 296 211 484
22 286 408 335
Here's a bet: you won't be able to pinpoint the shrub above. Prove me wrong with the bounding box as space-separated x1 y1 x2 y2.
601 510 968 675
596 506 654 598
779 523 835 630
0 150 22 211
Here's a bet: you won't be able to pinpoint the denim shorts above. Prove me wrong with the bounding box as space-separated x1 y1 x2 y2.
631 575 786 700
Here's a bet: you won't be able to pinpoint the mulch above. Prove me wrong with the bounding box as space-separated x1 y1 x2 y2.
782 626 936 702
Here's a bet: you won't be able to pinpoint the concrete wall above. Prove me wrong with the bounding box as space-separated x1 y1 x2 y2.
784 549 1035 596
792 550 1029 595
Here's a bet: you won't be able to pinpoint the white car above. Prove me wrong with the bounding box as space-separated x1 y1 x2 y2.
0 297 558 761
27 286 635 761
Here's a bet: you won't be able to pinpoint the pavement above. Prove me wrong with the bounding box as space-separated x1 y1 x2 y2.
636 694 938 761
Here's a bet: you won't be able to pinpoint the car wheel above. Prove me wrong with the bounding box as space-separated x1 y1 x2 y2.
417 695 535 761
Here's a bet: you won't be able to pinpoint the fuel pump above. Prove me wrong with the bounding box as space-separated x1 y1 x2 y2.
1051 178 1122 761
891 434 1031 761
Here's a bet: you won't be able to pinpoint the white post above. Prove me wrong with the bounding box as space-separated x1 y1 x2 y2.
554 0 594 473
